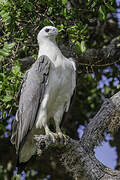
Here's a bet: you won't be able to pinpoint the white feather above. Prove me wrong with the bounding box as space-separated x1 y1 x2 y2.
36 26 76 130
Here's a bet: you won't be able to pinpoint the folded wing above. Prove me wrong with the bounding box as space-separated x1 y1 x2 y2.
11 55 51 152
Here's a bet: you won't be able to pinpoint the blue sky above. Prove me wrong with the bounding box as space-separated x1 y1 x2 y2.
78 126 117 169
115 0 120 27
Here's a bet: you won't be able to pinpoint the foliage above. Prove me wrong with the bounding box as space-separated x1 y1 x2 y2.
0 0 118 179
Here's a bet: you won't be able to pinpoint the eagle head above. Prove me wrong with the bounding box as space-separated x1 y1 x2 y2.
37 26 58 43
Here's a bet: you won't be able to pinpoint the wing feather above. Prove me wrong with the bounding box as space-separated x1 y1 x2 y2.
11 55 51 152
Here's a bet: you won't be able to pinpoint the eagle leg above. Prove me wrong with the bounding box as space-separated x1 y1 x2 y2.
56 125 69 145
44 125 58 143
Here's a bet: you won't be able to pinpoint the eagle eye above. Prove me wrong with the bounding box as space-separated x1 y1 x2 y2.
45 28 50 32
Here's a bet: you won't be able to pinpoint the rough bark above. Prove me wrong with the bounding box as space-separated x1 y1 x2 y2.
34 91 120 180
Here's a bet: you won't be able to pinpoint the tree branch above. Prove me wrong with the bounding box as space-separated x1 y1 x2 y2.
81 91 120 153
34 91 120 179
19 37 120 73
59 37 120 67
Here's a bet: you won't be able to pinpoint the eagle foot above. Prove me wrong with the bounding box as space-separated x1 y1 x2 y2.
57 132 69 145
46 132 58 143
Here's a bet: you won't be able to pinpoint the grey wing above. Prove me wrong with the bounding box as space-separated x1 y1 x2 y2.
61 58 76 127
11 55 51 152
16 70 29 104
65 57 76 112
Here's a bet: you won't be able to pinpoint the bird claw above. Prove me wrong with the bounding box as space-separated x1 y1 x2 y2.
46 132 58 143
46 130 69 144
57 132 69 145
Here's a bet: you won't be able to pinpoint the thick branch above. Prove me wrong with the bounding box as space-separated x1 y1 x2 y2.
34 90 120 179
81 91 120 153
34 134 120 180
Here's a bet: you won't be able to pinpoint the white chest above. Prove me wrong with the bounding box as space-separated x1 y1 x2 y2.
37 40 75 117
45 57 73 113
38 40 61 63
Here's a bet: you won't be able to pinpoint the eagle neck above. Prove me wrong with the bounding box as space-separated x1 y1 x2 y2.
38 38 61 62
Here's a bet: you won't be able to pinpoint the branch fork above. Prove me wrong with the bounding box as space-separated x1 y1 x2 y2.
34 91 120 179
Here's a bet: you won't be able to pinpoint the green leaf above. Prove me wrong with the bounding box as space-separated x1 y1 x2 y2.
105 3 116 13
105 86 110 94
2 95 13 102
88 75 93 81
0 41 15 57
63 8 67 17
4 42 15 50
80 41 87 53
62 0 67 5
57 24 64 32
75 41 81 53
90 103 95 108
0 124 5 133
75 40 87 53
0 56 3 62
12 174 21 180
12 65 20 75
80 24 88 34
2 111 7 120
0 73 4 79
91 1 97 8
25 2 33 11
0 49 9 57
47 7 53 15
99 5 107 21
0 11 11 24
6 104 11 109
